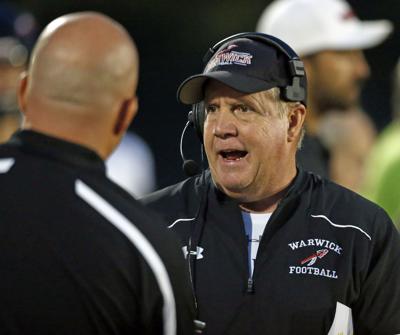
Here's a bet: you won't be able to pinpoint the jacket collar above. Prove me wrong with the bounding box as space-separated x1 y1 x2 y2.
207 167 310 208
9 130 106 174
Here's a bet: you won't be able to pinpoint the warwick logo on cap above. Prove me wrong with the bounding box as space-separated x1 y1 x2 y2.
205 44 253 72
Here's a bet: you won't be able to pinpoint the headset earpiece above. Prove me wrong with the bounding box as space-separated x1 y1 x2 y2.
283 59 306 102
284 77 305 102
189 101 206 142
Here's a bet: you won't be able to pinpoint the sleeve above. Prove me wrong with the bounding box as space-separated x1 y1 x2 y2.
352 209 400 335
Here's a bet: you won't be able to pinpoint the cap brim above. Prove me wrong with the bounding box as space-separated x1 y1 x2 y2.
332 20 393 50
177 71 277 105
298 20 393 56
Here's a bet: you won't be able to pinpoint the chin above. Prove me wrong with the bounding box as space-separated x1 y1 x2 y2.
214 179 250 200
211 167 252 193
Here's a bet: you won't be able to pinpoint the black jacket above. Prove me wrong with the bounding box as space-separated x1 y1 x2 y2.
0 131 194 335
296 133 330 178
141 169 400 335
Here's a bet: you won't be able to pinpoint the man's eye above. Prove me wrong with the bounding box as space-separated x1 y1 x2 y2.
235 105 249 112
206 105 217 113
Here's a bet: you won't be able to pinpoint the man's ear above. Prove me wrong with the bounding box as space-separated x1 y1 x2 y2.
18 71 29 114
287 104 306 143
113 96 138 135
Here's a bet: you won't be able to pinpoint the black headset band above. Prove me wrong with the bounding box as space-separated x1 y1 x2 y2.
203 32 300 64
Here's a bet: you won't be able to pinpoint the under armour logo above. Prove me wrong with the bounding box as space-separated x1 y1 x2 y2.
182 246 204 260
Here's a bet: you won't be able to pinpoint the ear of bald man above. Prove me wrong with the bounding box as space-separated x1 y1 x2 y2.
17 72 28 122
113 97 138 136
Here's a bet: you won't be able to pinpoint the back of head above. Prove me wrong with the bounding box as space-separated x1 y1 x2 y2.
20 12 140 157
256 0 393 57
27 12 138 111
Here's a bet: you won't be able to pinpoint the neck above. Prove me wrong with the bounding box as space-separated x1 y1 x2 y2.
21 98 117 160
239 174 295 213
23 121 110 160
239 189 285 213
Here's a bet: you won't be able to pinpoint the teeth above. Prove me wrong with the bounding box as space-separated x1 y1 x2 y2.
221 150 247 160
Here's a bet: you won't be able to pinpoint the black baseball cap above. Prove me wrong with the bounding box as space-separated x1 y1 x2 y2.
177 36 306 105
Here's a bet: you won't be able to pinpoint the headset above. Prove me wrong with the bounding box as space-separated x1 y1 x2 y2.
187 32 307 143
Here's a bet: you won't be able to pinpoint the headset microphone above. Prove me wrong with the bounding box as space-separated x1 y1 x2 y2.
183 159 200 177
180 115 201 177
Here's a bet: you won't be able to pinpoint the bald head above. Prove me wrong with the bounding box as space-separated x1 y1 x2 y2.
28 12 138 107
19 12 140 158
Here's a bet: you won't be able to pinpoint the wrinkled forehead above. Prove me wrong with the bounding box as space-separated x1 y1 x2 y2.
204 79 277 106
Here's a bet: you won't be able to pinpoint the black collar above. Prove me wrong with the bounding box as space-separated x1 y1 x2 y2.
9 130 106 174
209 167 309 206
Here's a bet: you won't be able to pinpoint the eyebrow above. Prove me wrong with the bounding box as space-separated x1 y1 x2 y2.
204 95 263 113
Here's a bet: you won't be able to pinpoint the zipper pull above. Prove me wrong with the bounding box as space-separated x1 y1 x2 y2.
247 278 254 294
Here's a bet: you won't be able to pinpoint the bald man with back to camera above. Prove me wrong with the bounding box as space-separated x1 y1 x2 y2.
0 12 195 334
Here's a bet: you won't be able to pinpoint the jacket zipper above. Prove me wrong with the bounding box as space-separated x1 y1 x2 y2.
246 196 292 295
247 277 254 294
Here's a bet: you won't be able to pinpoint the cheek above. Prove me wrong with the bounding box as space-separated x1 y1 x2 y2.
315 60 350 88
260 118 287 137
203 123 214 159
203 122 211 143
258 122 288 153
331 61 355 83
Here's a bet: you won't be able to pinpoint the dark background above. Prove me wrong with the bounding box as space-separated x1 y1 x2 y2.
11 0 400 188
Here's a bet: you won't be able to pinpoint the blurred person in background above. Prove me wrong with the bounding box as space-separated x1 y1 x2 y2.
0 2 37 143
317 109 376 190
361 57 400 228
256 0 392 192
106 130 157 197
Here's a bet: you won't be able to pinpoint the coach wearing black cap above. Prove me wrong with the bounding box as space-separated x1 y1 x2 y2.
141 32 400 335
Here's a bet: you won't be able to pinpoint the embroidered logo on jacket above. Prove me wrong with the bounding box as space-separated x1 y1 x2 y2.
182 246 204 260
301 249 329 266
288 239 342 279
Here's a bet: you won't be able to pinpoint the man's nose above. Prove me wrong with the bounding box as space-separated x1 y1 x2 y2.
353 50 370 80
212 109 238 139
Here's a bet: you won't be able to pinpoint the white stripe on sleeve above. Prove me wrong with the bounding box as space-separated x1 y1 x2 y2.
75 179 176 335
0 158 15 173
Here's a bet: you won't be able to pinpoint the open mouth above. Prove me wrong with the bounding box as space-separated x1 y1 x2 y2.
219 150 248 161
